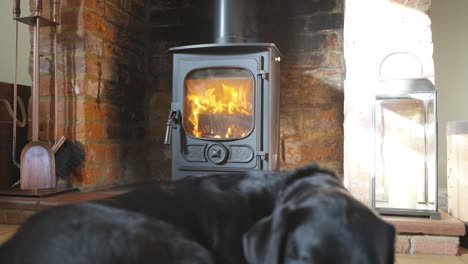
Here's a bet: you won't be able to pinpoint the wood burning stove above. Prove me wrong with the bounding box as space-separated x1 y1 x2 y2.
166 44 281 179
165 0 281 179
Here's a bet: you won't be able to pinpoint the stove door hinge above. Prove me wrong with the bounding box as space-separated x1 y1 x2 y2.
258 70 269 80
256 151 268 161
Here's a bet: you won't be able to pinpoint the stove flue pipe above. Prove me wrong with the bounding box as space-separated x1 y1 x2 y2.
214 0 247 43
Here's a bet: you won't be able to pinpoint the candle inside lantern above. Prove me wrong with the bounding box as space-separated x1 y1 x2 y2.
376 97 426 209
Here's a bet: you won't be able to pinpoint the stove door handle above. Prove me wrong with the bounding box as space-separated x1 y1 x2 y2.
164 110 179 145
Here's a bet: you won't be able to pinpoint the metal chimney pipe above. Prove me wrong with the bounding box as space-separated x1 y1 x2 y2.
214 0 246 43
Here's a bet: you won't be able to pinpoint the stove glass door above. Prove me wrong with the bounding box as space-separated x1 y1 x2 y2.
184 67 254 140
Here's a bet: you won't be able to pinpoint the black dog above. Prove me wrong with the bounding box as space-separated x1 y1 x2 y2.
1 166 317 264
243 167 396 264
95 166 320 264
0 202 214 264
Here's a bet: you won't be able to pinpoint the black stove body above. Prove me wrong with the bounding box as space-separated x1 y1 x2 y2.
167 43 281 179
165 0 281 179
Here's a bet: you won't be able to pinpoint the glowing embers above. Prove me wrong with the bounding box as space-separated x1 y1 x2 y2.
184 68 254 139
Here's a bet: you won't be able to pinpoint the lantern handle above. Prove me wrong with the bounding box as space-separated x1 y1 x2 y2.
379 51 423 79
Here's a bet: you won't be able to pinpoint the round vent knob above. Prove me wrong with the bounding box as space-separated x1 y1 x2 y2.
207 144 228 164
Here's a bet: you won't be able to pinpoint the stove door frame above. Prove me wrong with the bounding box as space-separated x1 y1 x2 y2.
170 45 280 179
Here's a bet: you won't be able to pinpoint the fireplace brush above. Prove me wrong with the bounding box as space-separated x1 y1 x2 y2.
12 0 21 170
50 0 84 182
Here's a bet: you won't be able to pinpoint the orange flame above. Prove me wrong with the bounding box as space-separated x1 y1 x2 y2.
185 78 253 139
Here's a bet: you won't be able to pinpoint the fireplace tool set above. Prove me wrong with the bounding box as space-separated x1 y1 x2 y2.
11 0 74 190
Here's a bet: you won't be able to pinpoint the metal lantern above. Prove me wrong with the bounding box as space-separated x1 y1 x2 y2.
372 78 440 219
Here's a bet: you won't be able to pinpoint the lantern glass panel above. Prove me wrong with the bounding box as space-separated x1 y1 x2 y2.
373 79 438 218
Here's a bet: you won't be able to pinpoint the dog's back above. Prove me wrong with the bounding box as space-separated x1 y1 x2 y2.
95 165 323 264
0 203 214 264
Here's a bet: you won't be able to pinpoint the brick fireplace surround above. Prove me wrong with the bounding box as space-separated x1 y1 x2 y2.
32 0 345 190
33 0 440 201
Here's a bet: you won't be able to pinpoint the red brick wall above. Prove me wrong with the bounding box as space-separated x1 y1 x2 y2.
35 0 345 189
35 0 150 190
251 0 344 173
150 0 345 176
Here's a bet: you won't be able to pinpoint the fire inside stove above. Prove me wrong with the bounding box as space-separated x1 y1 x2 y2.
184 68 254 139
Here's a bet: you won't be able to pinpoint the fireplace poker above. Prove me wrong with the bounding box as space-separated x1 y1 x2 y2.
52 0 61 149
32 0 41 141
12 0 21 169
9 0 22 188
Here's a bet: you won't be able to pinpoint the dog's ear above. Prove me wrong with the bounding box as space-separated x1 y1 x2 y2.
242 216 271 264
349 206 397 264
243 206 292 264
364 217 396 264
242 216 280 264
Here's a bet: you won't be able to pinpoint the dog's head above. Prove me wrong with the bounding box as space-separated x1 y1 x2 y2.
243 170 395 264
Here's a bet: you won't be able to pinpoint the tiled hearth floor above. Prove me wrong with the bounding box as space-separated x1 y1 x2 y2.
0 186 466 262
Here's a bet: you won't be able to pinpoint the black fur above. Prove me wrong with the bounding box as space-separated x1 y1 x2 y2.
0 164 395 264
243 168 396 264
0 203 214 264
95 165 321 264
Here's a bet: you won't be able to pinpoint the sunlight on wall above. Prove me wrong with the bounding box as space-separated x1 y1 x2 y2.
344 0 434 205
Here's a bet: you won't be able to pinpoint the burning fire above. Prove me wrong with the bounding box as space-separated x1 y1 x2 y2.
185 78 253 139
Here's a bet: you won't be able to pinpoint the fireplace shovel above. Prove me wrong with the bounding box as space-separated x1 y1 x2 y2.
18 0 62 190
20 136 66 190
